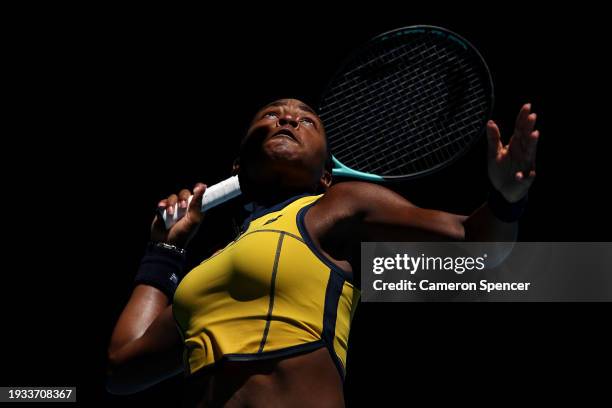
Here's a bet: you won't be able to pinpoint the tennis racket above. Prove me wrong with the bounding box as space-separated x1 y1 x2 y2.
163 25 494 228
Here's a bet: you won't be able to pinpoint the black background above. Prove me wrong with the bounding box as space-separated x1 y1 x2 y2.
3 3 610 406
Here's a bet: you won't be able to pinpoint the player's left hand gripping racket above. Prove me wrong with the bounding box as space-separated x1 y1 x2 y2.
163 25 494 228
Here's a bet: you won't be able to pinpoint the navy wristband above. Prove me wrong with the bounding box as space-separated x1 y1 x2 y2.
134 242 187 299
488 188 528 223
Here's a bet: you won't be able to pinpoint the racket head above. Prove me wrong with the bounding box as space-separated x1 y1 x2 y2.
319 25 494 181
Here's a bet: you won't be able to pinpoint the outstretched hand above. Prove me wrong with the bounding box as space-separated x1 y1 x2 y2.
487 103 540 202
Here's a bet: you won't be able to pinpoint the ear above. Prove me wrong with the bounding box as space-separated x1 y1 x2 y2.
231 157 240 176
318 168 332 191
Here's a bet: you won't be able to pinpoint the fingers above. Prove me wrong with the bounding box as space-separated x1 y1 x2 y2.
157 199 168 214
514 103 532 135
509 103 540 162
166 194 178 217
514 103 537 149
515 169 536 182
152 199 169 232
188 183 207 218
155 184 206 229
525 129 540 161
178 189 191 209
525 112 537 134
522 112 537 149
517 103 539 164
177 189 191 219
486 120 502 159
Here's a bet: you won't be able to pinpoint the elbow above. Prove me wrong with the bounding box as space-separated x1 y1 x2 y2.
105 347 181 396
107 348 120 369
106 352 128 395
449 220 466 241
105 350 141 396
106 348 126 378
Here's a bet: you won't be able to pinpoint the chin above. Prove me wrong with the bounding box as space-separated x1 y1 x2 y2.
262 140 302 163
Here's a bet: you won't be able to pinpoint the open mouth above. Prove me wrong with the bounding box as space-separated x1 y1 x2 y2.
269 128 299 144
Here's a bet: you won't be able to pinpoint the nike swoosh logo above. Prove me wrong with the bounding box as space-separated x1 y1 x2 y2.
263 214 283 225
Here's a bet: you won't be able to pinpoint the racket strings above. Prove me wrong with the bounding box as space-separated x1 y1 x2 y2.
326 43 481 162
325 67 484 153
319 30 491 177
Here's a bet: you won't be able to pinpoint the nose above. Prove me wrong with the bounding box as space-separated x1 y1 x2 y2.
278 113 299 128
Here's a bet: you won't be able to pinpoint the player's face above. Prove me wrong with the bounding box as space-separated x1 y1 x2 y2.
240 99 328 189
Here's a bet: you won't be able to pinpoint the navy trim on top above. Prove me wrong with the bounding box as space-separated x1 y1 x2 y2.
240 192 314 233
296 198 350 380
322 268 346 380
296 202 353 283
185 340 327 379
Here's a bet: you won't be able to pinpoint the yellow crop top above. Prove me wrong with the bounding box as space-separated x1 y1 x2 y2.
172 193 360 379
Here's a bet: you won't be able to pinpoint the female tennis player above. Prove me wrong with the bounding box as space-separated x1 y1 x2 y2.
107 98 539 406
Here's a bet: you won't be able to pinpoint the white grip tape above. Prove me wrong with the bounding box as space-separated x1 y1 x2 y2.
162 175 242 229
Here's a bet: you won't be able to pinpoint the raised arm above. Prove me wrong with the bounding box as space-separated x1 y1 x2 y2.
107 183 207 395
317 104 539 244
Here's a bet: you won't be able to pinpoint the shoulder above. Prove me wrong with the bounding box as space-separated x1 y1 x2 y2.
315 182 465 241
317 181 417 217
305 182 420 246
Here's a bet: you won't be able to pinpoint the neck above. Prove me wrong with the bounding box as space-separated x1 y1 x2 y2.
248 185 314 208
240 165 319 207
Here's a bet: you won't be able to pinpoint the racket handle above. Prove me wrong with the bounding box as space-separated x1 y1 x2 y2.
162 175 242 229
